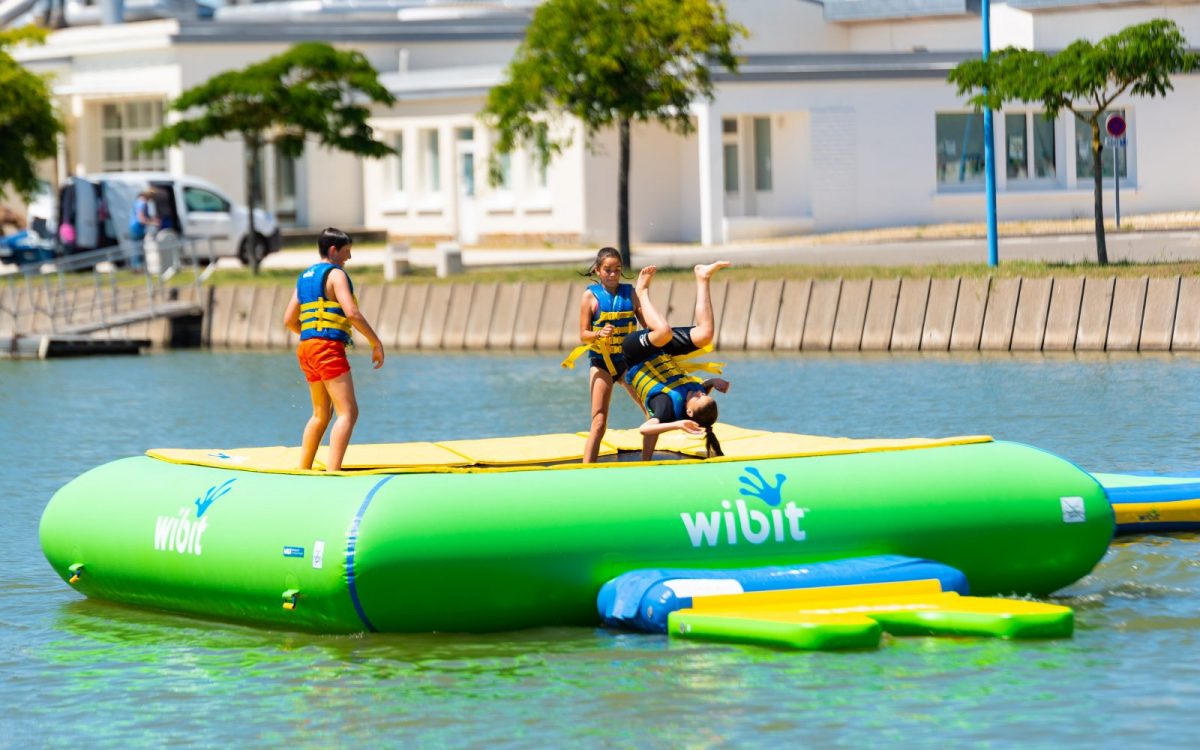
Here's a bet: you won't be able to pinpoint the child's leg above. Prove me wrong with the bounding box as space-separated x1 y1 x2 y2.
583 367 615 463
689 261 730 348
300 381 332 470
323 371 360 471
641 432 659 462
634 265 674 348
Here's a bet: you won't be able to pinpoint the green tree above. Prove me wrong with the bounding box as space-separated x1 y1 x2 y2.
0 27 64 203
482 0 745 266
949 19 1198 265
142 42 396 273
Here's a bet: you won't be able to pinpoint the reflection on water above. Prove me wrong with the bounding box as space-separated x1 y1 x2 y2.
6 351 1200 746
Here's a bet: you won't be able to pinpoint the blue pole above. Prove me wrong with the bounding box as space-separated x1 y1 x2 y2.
982 0 999 267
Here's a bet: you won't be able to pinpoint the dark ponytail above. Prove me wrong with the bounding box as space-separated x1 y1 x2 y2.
690 397 723 458
703 425 724 459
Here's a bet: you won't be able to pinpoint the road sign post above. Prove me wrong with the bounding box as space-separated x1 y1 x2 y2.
1106 114 1127 228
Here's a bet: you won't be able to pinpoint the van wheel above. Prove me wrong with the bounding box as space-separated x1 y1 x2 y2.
239 235 266 266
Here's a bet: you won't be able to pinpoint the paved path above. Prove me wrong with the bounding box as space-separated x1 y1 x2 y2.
231 229 1200 272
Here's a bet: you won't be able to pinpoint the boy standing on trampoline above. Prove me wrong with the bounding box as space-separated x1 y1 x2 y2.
284 228 385 471
621 261 731 460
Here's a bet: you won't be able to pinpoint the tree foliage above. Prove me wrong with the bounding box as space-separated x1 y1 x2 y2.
142 42 396 272
948 19 1198 264
482 0 745 264
0 27 64 203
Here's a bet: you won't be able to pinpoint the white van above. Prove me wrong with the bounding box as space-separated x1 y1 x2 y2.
57 172 282 265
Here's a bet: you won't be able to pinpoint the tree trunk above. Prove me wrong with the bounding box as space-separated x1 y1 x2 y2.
246 135 262 275
618 116 631 268
1091 121 1108 266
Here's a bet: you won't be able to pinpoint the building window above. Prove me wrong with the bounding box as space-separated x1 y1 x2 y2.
1006 112 1056 181
274 148 297 221
722 118 739 193
461 152 475 197
388 132 404 193
421 129 440 193
936 113 985 187
494 151 512 192
753 117 772 192
100 100 166 172
723 144 740 193
1075 110 1127 180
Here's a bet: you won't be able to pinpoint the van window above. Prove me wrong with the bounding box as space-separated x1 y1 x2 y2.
184 187 231 213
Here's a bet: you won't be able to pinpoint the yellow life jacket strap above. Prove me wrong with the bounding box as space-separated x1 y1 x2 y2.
299 296 354 335
674 344 726 376
561 344 620 376
561 345 590 370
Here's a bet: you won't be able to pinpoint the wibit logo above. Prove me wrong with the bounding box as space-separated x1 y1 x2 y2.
153 479 237 556
680 467 808 547
207 451 249 465
195 479 235 518
740 466 786 506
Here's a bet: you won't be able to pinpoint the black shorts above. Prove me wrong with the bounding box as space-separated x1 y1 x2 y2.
621 327 698 368
587 352 628 378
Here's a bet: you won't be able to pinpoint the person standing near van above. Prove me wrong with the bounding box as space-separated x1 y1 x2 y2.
283 227 385 472
128 189 159 270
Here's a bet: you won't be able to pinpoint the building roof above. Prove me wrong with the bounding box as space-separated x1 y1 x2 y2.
717 52 977 83
172 16 528 44
378 64 505 99
822 0 980 22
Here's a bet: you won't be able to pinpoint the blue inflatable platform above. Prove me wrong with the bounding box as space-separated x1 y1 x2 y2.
597 555 969 634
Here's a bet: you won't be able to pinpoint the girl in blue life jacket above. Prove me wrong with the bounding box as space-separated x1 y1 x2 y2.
621 261 731 461
561 247 648 463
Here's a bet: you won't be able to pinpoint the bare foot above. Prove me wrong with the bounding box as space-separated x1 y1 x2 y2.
636 265 657 292
694 261 731 280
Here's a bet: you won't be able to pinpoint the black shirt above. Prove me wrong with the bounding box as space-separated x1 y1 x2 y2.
648 392 682 423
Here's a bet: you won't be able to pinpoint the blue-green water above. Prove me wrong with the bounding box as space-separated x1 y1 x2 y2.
4 351 1200 748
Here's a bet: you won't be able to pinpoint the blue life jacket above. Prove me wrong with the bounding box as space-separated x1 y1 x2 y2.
588 283 637 371
625 353 705 419
297 262 355 344
560 282 638 375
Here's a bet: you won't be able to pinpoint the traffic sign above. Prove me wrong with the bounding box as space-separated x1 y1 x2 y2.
1106 113 1127 138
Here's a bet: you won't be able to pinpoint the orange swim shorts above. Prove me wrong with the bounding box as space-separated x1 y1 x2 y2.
297 338 351 383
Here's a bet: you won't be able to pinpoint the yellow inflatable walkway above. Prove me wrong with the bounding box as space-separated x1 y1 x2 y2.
668 580 1073 651
145 425 991 474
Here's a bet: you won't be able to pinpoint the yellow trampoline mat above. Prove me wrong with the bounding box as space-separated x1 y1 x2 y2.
147 424 992 475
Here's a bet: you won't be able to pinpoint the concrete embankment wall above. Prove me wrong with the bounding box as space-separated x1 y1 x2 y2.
201 276 1200 353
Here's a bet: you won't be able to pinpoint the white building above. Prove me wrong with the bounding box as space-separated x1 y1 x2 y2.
12 0 1200 245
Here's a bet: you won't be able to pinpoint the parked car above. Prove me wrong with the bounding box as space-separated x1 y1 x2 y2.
58 173 282 265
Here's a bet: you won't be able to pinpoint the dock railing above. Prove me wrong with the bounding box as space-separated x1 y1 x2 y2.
0 233 214 338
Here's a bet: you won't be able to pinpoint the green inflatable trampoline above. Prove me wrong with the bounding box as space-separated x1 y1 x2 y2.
39 425 1114 633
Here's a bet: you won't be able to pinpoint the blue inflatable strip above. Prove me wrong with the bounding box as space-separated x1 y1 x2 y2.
1116 470 1200 479
1103 483 1200 505
596 554 969 634
345 475 396 633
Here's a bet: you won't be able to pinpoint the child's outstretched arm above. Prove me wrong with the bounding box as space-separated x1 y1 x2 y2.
329 269 385 369
638 417 703 437
637 416 702 461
